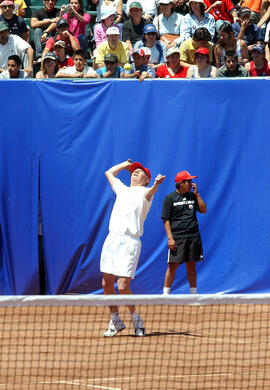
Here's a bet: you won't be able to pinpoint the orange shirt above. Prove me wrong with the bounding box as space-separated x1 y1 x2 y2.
242 0 262 14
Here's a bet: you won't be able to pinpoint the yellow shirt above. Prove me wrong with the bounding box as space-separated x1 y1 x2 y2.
96 41 129 65
14 0 27 16
180 39 213 65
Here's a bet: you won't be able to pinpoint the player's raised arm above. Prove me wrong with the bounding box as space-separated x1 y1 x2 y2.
105 160 132 186
145 174 166 201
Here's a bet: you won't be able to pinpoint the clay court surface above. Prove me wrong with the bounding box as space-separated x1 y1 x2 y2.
0 304 270 390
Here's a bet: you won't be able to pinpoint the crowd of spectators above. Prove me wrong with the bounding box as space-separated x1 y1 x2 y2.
0 0 270 78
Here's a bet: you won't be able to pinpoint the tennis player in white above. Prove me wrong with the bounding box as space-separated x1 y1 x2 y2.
100 159 165 337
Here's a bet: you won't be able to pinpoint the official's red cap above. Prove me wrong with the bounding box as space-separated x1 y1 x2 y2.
175 170 197 183
130 162 151 181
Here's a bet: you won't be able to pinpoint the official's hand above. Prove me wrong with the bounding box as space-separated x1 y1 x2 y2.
154 174 166 185
168 238 176 251
192 182 198 196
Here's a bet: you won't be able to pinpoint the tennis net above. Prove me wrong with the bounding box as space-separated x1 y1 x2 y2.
0 294 270 390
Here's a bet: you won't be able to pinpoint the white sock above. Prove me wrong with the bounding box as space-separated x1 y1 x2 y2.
190 287 197 294
163 287 171 295
111 312 120 322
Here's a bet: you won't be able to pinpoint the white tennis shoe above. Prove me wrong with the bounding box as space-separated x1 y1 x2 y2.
104 319 126 337
132 315 146 337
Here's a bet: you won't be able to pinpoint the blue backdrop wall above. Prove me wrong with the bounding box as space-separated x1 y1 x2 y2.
0 79 269 295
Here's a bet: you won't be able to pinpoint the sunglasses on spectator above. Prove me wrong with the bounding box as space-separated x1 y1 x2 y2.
1 5 14 8
44 0 56 3
105 61 117 64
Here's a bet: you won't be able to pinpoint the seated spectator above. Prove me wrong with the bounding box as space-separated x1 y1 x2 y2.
0 0 29 42
216 49 250 76
245 43 270 74
94 9 121 48
56 48 99 77
232 7 264 51
180 26 212 66
204 0 238 32
59 0 90 53
95 26 129 68
92 0 123 23
53 40 74 67
96 52 125 77
241 0 262 24
14 0 27 17
126 0 158 21
122 1 150 51
153 0 184 48
43 18 80 58
31 0 60 61
214 23 249 66
0 54 28 78
156 46 188 77
35 51 58 78
134 24 167 70
0 21 33 75
186 46 217 76
181 0 215 42
124 47 153 80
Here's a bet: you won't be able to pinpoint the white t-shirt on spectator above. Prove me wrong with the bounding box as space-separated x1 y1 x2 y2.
59 64 96 76
265 22 270 42
0 69 28 78
0 35 30 70
96 0 121 22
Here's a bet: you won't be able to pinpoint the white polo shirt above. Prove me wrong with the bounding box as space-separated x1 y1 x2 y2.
0 34 30 70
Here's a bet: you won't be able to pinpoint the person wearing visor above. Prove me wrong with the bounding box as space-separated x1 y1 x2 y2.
96 52 125 77
186 46 217 77
161 170 207 295
101 160 165 337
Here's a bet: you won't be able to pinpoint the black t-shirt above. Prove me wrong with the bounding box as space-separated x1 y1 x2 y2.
122 17 149 47
0 15 28 36
161 191 200 239
31 8 60 31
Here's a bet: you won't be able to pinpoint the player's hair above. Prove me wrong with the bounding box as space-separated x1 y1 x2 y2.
8 55 22 67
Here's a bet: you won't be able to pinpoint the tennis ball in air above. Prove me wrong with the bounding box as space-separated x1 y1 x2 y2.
124 63 131 71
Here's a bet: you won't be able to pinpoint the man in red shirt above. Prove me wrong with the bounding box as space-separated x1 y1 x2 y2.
42 18 80 58
156 47 187 78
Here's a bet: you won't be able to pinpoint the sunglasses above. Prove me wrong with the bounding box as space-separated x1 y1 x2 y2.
105 61 117 65
44 0 56 3
1 5 14 8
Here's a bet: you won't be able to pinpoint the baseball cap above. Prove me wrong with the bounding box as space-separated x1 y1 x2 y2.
239 6 251 16
143 24 157 35
0 0 14 6
54 40 66 48
195 47 209 55
251 44 265 53
129 1 143 9
100 8 116 20
0 21 9 32
142 47 151 56
43 52 57 61
166 47 180 58
175 170 197 183
57 18 69 28
106 26 120 35
104 53 118 62
132 48 145 57
130 162 151 181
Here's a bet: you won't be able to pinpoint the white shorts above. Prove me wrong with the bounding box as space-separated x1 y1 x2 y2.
100 232 142 279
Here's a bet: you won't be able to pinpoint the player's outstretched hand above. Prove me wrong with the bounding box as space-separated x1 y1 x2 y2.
155 174 166 185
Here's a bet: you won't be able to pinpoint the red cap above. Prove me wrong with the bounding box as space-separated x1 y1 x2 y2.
130 162 151 181
195 47 209 56
0 0 14 5
175 170 197 183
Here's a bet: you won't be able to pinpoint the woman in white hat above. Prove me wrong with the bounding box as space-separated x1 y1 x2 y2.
92 0 123 24
153 0 184 48
181 0 215 42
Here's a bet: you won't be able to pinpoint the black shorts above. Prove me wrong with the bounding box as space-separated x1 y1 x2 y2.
168 235 203 264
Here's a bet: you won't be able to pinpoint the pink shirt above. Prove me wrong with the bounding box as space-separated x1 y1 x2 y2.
94 22 121 47
63 12 90 38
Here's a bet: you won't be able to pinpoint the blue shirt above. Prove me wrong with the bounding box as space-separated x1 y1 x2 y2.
153 12 184 46
126 63 154 77
232 22 265 46
96 66 125 78
181 13 216 42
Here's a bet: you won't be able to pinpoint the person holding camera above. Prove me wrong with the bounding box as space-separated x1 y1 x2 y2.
161 170 207 295
59 0 90 52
